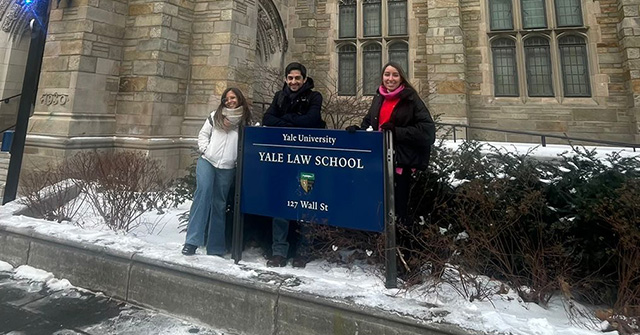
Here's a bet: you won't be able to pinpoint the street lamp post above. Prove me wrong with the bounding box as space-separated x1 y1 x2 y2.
2 0 52 204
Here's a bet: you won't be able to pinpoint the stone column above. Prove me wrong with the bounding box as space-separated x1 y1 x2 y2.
425 0 468 125
26 0 127 168
0 33 29 130
618 0 640 143
179 0 258 169
116 0 194 173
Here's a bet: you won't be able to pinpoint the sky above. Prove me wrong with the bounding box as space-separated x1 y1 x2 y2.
2 140 636 335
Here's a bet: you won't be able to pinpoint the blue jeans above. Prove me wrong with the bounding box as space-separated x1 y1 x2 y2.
185 157 235 255
272 218 311 258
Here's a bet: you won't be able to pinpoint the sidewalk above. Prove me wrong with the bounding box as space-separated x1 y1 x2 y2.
0 267 228 334
0 222 471 335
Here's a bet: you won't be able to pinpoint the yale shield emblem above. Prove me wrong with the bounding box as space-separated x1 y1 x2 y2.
299 172 315 193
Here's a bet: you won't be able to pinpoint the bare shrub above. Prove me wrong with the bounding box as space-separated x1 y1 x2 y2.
19 162 85 224
451 174 576 305
597 179 640 317
309 225 385 266
65 151 171 232
315 74 370 130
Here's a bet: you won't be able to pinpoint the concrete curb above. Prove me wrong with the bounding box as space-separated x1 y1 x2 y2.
0 225 478 335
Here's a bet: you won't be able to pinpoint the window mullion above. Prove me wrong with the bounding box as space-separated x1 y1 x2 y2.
514 34 524 102
546 0 555 29
513 0 521 30
549 31 562 100
382 0 387 36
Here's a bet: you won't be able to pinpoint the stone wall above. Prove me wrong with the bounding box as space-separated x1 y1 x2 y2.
24 0 128 169
288 0 331 87
465 0 637 144
618 0 640 143
425 0 469 124
23 0 261 176
7 0 640 182
0 33 29 131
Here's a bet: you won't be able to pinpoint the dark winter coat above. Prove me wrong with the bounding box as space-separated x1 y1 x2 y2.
361 87 435 170
262 77 325 129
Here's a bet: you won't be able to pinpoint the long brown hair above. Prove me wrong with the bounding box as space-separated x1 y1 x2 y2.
213 87 252 129
379 62 416 92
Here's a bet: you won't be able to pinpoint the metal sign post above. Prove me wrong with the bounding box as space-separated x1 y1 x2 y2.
231 126 397 288
3 2 52 204
383 130 397 289
232 125 246 263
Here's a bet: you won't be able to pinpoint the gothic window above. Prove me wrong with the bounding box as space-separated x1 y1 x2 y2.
363 0 381 37
388 42 408 75
524 37 553 96
388 0 407 36
521 0 546 29
488 0 591 98
339 0 356 38
559 35 590 96
363 43 382 95
491 38 519 96
490 0 513 30
336 0 408 96
555 0 582 27
338 44 357 95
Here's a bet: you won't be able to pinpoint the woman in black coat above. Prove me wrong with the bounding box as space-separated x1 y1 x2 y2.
348 62 436 222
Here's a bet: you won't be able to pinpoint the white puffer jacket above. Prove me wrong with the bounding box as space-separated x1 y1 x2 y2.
197 110 239 169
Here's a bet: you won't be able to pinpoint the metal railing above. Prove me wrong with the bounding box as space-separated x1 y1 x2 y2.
253 101 270 113
1 93 21 104
438 122 639 152
250 101 640 151
0 94 19 147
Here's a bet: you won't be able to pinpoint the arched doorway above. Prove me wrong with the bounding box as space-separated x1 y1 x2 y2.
254 0 287 108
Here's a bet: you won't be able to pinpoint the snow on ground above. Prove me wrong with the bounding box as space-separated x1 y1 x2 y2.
0 201 612 335
0 261 233 334
442 140 640 161
0 260 13 272
1 140 634 335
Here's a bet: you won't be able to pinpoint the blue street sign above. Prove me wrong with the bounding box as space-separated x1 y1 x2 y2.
241 126 385 232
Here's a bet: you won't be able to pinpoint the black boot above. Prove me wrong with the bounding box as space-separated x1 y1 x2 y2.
181 244 197 256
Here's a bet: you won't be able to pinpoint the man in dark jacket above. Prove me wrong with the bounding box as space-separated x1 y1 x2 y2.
262 63 325 129
262 62 324 268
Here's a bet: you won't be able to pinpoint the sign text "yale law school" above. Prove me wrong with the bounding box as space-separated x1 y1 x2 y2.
241 127 385 232
258 133 365 169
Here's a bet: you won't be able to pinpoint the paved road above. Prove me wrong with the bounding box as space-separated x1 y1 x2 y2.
0 269 237 335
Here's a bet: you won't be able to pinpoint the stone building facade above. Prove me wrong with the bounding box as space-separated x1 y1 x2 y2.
0 0 639 175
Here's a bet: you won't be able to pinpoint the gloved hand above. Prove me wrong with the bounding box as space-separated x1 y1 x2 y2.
345 125 360 133
379 122 395 133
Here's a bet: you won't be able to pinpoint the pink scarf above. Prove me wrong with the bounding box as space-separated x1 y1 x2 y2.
378 84 405 99
379 84 412 175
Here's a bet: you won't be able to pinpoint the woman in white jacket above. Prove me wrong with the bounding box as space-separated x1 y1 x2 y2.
182 88 252 256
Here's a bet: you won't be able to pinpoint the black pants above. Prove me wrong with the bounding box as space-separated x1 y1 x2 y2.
394 168 412 223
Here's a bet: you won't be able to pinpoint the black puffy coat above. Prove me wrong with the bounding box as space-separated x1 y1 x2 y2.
262 77 325 129
361 87 435 170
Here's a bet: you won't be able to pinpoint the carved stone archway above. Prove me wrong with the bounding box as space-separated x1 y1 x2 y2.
256 0 287 69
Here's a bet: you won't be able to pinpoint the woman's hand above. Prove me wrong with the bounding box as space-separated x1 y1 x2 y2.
379 122 395 133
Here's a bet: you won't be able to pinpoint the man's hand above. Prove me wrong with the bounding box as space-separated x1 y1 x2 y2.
345 125 360 133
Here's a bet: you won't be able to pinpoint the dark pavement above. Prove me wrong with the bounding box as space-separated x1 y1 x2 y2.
0 270 231 335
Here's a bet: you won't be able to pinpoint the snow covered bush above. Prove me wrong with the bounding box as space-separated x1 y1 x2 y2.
596 179 640 317
406 141 640 317
170 149 198 208
19 162 85 223
311 134 640 321
64 150 172 232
